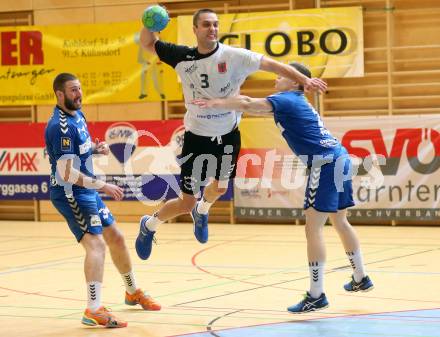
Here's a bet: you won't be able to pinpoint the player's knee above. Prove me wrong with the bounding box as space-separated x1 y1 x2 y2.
304 220 323 238
95 237 106 252
332 218 351 231
85 235 106 257
179 197 197 213
181 202 196 213
304 224 314 239
107 230 126 249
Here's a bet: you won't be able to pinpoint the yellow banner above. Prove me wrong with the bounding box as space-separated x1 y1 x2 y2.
0 7 362 106
0 20 182 105
178 7 364 79
240 118 289 149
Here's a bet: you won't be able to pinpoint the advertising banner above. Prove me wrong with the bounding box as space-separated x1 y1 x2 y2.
0 120 232 202
178 7 364 79
235 115 440 221
0 20 181 105
2 114 439 221
1 7 362 105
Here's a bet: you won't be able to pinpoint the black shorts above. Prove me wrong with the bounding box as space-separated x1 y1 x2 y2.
179 128 241 195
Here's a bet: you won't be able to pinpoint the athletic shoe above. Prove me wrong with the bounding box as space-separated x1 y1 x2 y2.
135 215 156 260
191 208 208 243
125 289 161 310
344 275 374 292
82 306 127 328
287 292 329 314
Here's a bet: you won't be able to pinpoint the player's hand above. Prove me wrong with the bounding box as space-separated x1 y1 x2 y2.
101 183 124 201
304 78 327 94
191 98 216 108
94 138 110 155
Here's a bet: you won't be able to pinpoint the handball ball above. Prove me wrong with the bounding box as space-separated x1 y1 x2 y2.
142 5 169 32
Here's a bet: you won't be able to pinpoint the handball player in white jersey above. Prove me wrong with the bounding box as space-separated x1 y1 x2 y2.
135 8 327 260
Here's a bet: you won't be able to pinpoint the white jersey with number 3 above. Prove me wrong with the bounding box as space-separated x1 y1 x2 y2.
155 41 262 136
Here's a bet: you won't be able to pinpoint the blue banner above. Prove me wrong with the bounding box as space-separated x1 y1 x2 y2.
0 175 233 201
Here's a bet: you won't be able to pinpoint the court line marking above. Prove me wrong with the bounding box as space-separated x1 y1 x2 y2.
173 241 438 306
0 243 437 309
167 307 440 337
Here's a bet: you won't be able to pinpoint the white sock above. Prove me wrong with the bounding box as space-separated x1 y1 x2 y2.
87 281 102 311
196 197 213 215
145 213 163 231
346 249 366 282
308 261 325 298
121 271 137 295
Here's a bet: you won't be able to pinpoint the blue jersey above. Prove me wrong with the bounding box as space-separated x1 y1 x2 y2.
266 91 342 167
44 106 94 194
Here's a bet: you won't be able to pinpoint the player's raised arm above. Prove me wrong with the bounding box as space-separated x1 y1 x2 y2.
192 96 273 116
139 27 159 55
139 5 170 54
260 57 327 93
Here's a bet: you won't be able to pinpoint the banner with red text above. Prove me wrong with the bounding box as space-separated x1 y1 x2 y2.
235 115 440 221
0 20 181 105
0 120 233 202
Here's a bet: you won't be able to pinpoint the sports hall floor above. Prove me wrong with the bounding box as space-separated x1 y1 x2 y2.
1 221 439 337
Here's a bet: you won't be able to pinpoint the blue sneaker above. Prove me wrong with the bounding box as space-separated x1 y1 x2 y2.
135 215 156 260
191 208 208 243
344 275 374 292
287 292 329 314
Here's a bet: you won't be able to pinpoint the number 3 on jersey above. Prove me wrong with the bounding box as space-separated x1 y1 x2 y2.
200 74 209 88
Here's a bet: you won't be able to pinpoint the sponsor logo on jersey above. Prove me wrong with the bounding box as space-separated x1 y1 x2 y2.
90 214 102 227
50 174 58 186
320 138 339 148
79 137 92 155
61 137 72 151
196 111 233 120
77 125 87 136
217 62 227 73
98 207 111 220
184 63 198 74
220 82 231 94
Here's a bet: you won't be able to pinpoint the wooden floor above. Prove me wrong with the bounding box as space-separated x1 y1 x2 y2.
1 221 439 337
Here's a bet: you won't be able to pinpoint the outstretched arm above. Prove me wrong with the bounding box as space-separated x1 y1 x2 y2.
56 158 124 200
259 57 327 93
139 27 159 55
192 96 273 116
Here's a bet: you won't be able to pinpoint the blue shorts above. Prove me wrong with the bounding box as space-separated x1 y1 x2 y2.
304 150 355 213
50 189 115 242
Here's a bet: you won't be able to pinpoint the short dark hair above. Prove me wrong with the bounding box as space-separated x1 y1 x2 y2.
193 8 216 27
289 62 311 91
53 73 77 93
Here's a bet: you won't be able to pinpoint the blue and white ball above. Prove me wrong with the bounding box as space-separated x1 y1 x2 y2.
142 5 169 32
